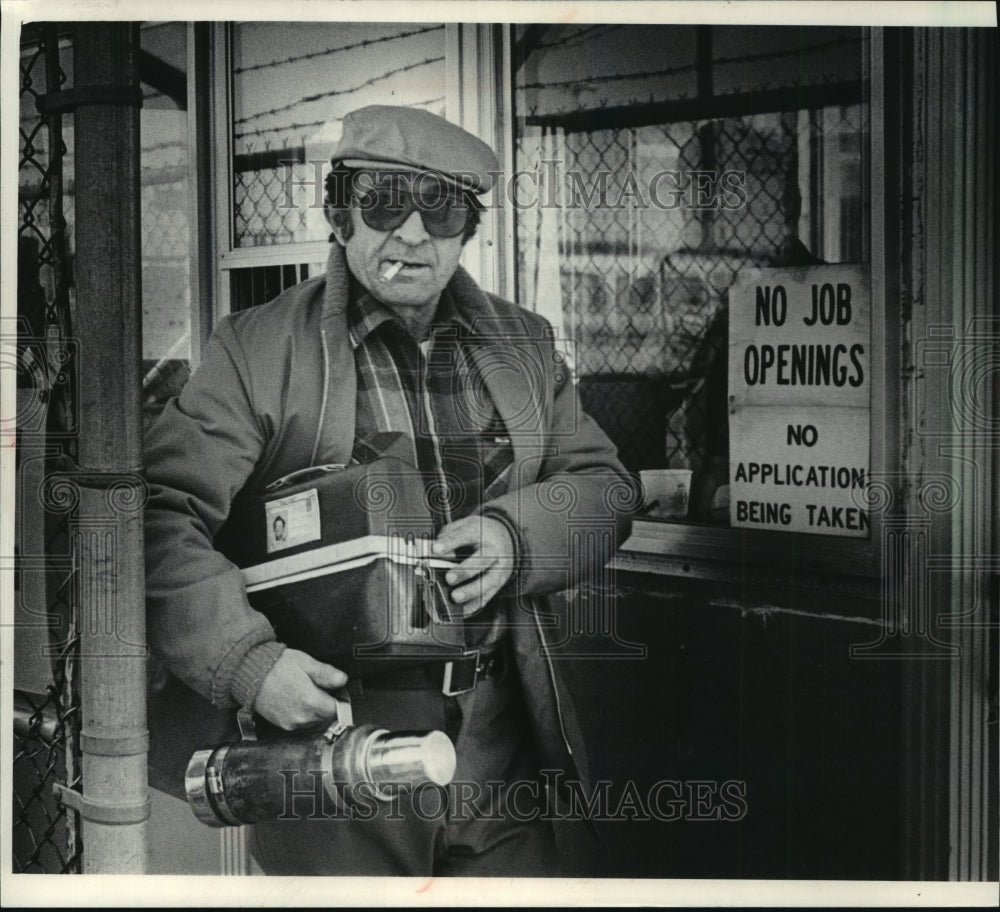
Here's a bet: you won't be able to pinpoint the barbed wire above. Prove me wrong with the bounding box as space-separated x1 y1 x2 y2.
234 96 445 143
233 25 444 75
533 24 618 51
714 35 861 71
517 35 861 92
234 56 445 126
141 139 186 153
518 60 696 93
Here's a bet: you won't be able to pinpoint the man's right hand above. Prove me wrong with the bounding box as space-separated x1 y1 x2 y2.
251 648 348 730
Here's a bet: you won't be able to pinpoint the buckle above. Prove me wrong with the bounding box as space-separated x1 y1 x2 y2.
441 651 480 697
416 562 459 625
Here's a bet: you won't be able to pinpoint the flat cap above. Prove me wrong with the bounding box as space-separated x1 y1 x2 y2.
331 105 499 194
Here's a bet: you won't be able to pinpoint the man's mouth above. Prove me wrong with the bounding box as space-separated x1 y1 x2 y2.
381 259 430 281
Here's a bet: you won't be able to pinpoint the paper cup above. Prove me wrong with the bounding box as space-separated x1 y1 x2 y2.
639 469 693 520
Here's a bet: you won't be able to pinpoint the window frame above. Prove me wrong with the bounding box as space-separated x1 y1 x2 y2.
502 25 893 592
207 22 505 322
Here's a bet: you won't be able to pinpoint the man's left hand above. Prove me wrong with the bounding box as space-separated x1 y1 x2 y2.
432 515 515 615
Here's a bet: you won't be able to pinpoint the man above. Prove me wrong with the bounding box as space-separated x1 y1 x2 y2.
145 105 636 875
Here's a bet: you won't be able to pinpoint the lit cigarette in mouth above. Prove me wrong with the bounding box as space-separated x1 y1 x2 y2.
381 261 403 282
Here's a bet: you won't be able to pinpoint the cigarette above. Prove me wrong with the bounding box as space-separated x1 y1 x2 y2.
381 261 403 281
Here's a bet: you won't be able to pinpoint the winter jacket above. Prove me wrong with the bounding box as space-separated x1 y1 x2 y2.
144 243 636 792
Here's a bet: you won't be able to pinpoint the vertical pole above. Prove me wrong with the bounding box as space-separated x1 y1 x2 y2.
941 26 997 882
186 21 214 368
72 22 148 873
894 25 998 880
893 25 954 883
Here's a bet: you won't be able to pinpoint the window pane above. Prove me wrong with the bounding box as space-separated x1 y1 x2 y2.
140 22 192 430
513 25 869 525
231 22 446 248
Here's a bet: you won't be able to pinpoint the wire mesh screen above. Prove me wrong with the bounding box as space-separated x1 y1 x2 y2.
141 177 189 263
14 23 82 874
514 24 868 522
140 175 191 429
233 144 310 246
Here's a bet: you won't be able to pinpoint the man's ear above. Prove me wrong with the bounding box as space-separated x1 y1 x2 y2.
325 206 348 247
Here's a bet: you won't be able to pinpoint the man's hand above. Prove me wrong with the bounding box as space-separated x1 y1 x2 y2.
252 648 348 730
432 515 515 615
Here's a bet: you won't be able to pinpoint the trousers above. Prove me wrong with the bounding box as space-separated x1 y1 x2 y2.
248 649 562 876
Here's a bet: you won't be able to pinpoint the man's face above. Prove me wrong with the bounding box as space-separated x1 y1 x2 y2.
332 173 466 314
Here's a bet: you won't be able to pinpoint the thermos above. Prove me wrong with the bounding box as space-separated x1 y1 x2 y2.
185 706 456 827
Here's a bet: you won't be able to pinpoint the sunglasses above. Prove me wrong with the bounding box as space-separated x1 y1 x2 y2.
353 176 472 239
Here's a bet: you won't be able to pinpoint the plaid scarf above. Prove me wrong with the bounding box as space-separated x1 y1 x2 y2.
348 283 516 649
347 281 515 533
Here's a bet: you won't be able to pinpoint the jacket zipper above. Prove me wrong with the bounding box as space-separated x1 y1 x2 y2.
311 329 332 465
530 596 574 760
322 309 576 764
533 594 601 838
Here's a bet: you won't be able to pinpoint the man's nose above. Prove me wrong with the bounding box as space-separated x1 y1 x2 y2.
392 209 430 244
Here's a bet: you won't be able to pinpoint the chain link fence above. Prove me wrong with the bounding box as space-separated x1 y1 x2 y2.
516 101 867 520
14 22 82 874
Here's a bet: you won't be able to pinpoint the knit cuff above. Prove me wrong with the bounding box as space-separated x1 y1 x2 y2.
229 641 287 710
479 506 523 596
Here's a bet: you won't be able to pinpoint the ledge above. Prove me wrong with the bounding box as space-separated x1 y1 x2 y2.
615 519 882 600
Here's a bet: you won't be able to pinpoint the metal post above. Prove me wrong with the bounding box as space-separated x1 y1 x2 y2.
72 22 148 873
893 26 998 880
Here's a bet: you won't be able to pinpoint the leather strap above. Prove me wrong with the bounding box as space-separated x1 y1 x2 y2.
356 646 506 692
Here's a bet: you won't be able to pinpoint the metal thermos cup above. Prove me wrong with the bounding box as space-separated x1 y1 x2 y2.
185 720 456 827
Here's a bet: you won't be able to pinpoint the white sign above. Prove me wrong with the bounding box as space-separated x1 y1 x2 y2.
728 264 870 537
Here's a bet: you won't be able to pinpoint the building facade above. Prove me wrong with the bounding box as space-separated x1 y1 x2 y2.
10 15 998 883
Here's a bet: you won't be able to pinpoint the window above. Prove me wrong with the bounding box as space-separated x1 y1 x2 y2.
140 22 195 428
513 25 871 542
222 22 448 311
